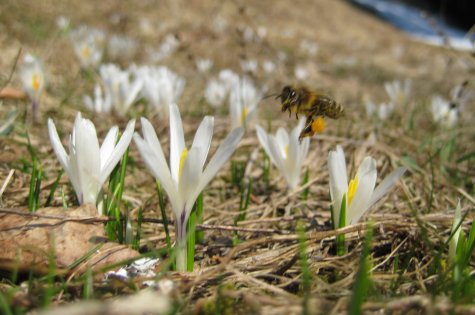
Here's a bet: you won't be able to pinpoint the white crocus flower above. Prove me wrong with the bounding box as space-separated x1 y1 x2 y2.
196 58 213 73
99 64 142 116
70 26 105 69
240 59 258 74
83 83 112 114
300 39 319 56
262 60 276 73
56 16 70 31
365 101 394 120
134 104 244 271
146 34 180 62
134 65 185 114
205 79 227 108
384 79 411 107
328 145 406 227
450 82 473 111
48 113 135 212
431 95 458 128
229 77 261 129
107 34 138 61
294 65 309 81
256 119 310 189
218 69 240 91
20 54 45 119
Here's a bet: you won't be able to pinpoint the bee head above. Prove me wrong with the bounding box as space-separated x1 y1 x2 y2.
280 86 298 112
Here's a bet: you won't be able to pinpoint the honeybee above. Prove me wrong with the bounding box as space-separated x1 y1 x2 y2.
278 86 344 141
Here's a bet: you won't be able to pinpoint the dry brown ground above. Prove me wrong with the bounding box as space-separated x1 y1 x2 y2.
0 0 474 314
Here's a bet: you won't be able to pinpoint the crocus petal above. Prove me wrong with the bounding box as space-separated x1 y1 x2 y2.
169 104 186 184
99 119 135 185
125 79 143 107
348 157 377 224
48 119 70 174
74 117 101 204
267 135 285 172
134 133 180 212
368 166 406 207
275 127 289 158
191 116 214 171
140 118 174 188
178 147 203 217
244 104 257 127
198 127 244 196
285 128 303 189
83 95 94 111
299 137 310 165
328 146 348 226
256 125 275 165
100 126 119 169
229 95 242 129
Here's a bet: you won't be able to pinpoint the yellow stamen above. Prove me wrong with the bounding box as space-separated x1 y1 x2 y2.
284 144 289 158
81 46 90 59
31 73 40 91
178 148 188 178
240 106 249 125
311 116 326 134
347 175 358 205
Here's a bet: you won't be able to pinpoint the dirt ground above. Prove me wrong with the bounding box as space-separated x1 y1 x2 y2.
0 0 474 314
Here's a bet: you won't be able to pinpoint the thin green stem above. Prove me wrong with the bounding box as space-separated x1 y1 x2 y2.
156 181 171 251
301 168 309 200
297 221 311 315
45 169 63 207
187 209 196 272
336 194 347 256
195 193 204 243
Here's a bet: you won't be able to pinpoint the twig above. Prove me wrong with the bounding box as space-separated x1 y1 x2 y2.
0 169 15 200
0 47 22 91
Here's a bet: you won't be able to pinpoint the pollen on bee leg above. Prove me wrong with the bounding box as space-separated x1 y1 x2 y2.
311 116 326 134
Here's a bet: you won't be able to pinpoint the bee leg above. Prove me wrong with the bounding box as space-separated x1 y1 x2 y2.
298 119 314 142
298 129 313 143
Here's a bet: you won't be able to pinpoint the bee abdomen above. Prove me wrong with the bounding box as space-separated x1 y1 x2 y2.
313 96 344 119
326 101 344 119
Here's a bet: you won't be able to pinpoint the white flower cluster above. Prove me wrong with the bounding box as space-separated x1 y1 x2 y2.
83 64 185 117
133 65 186 114
430 82 473 128
70 25 105 69
366 79 412 120
107 34 138 61
204 70 262 130
146 34 180 63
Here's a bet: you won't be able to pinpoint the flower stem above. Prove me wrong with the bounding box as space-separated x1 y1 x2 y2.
31 100 39 123
187 209 196 272
175 220 188 272
195 193 204 243
156 181 171 251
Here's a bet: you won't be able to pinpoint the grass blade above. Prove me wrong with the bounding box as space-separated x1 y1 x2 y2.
348 224 373 315
156 181 171 251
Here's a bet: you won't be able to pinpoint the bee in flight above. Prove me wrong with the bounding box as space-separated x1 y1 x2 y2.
278 85 344 142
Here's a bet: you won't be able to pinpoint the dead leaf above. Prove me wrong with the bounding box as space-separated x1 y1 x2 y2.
0 86 27 100
37 289 171 315
0 205 140 276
